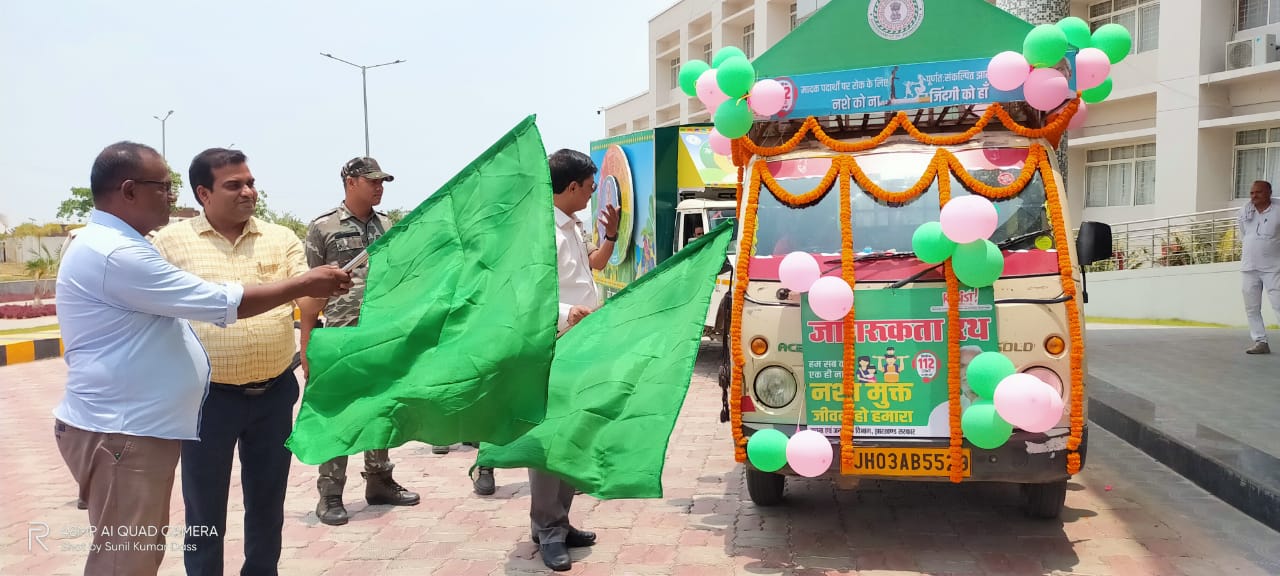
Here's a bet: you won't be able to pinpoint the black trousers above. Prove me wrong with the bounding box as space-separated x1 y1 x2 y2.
182 368 299 576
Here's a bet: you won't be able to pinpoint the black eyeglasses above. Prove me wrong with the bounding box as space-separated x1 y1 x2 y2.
129 179 174 190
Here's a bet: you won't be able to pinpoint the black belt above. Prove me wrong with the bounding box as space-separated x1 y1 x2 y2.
210 358 298 397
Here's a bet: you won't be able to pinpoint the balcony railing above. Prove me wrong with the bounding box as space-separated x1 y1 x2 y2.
1073 208 1242 272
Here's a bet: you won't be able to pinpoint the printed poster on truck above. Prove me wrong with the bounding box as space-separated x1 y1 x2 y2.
801 286 998 438
589 132 659 298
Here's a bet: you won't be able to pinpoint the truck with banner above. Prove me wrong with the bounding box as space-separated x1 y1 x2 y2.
588 125 739 336
683 0 1121 518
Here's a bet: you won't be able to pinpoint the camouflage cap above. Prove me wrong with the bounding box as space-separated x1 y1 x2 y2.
341 157 395 182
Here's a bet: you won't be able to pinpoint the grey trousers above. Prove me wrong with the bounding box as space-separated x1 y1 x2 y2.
529 468 576 544
317 449 393 497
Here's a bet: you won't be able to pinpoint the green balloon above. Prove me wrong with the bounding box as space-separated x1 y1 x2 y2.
1056 17 1092 49
966 352 1015 398
716 56 756 98
962 401 1013 450
1023 24 1069 68
911 222 956 264
952 239 1004 288
1091 23 1132 64
679 60 710 98
747 428 789 472
1082 77 1113 103
715 98 754 139
712 46 748 67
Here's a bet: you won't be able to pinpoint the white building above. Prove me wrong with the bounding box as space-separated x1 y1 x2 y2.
602 0 1280 228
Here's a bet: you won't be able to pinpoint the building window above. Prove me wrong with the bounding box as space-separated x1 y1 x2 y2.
743 24 755 59
669 57 680 91
790 3 798 30
704 43 713 64
1085 143 1157 207
1089 0 1159 54
1233 128 1280 199
1237 0 1280 31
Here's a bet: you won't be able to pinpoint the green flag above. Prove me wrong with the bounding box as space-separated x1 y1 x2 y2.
286 115 559 465
476 221 734 499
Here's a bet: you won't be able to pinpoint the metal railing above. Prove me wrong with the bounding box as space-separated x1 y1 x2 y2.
1073 208 1242 272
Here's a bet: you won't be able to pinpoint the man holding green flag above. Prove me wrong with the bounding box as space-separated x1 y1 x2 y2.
478 151 734 570
285 115 561 492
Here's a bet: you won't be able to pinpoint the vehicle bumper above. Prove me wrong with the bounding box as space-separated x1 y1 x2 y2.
741 424 1088 483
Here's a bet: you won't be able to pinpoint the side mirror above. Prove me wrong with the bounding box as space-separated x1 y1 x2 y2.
720 257 734 275
1075 221 1113 266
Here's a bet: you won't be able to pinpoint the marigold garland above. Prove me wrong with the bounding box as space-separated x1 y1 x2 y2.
735 100 1080 163
727 107 1088 478
938 170 966 483
838 159 857 474
729 164 763 463
1040 159 1086 474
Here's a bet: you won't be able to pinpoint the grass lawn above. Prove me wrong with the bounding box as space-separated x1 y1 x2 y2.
0 323 59 336
1087 316 1279 329
0 262 30 282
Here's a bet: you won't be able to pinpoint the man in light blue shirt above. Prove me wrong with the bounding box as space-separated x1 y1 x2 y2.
54 141 353 576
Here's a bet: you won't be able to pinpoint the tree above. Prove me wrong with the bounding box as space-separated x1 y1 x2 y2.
252 189 307 240
25 243 60 305
57 169 193 221
386 208 408 225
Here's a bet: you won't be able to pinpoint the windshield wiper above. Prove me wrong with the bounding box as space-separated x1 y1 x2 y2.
997 228 1053 250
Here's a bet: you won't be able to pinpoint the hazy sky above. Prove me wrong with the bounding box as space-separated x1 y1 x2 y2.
0 0 674 226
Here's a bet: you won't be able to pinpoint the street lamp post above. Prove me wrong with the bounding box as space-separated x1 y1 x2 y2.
153 110 173 158
320 53 405 157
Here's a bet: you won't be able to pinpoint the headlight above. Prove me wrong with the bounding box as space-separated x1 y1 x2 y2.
753 366 798 409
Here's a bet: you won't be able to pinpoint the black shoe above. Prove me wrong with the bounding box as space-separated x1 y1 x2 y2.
316 495 348 526
539 541 572 571
462 441 479 448
76 498 87 510
431 444 451 454
363 471 421 506
472 466 496 496
533 528 596 548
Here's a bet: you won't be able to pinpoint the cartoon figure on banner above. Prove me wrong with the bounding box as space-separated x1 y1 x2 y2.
877 347 909 383
855 356 878 384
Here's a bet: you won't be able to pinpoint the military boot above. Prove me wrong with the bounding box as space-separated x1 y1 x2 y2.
316 495 349 526
363 471 421 506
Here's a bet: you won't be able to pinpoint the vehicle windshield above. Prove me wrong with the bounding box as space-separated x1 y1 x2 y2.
752 147 1051 257
708 208 738 254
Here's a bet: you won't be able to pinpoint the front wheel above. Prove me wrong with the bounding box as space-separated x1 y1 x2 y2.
746 468 786 506
1022 480 1067 519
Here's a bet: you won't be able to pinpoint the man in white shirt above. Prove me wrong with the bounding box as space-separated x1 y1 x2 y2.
526 148 603 571
54 141 352 576
1239 179 1280 354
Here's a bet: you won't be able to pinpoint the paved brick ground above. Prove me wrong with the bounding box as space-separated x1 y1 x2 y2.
2 342 1278 575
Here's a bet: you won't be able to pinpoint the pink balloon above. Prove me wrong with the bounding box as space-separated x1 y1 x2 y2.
778 251 820 292
786 430 832 478
696 69 729 112
1024 67 1069 112
709 129 732 156
748 79 786 116
993 374 1060 430
808 276 853 321
1074 47 1111 91
1021 388 1065 433
939 195 999 244
987 51 1031 92
1068 101 1088 131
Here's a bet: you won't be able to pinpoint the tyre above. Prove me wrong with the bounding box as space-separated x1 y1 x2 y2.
1022 480 1067 519
746 468 786 506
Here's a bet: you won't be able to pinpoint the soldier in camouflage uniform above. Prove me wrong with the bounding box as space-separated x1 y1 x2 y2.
299 156 421 526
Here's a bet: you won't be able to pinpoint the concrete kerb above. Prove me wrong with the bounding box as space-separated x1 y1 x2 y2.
1087 374 1280 533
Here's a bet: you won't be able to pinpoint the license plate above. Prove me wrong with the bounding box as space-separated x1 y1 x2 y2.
847 447 971 477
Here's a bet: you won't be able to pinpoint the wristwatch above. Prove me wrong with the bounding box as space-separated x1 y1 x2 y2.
605 233 618 242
